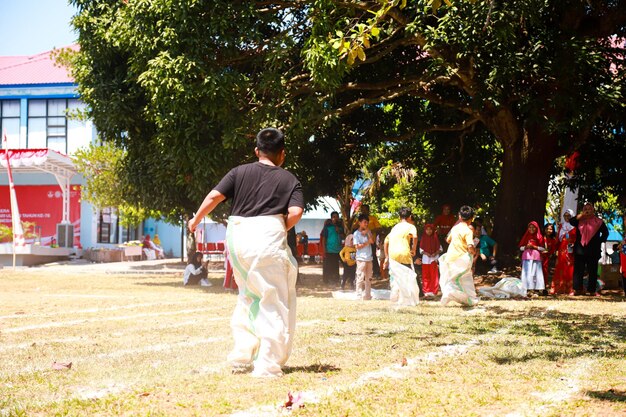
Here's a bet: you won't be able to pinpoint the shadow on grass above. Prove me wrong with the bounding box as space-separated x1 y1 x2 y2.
483 306 625 364
586 389 626 403
283 363 341 374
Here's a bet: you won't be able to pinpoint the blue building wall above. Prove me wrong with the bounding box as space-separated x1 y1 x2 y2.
1 80 185 258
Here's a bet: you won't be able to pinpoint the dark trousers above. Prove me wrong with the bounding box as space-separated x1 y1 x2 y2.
323 252 341 283
573 254 600 293
371 243 380 277
341 263 356 289
187 269 208 285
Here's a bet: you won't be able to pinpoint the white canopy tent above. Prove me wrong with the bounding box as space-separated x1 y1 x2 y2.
0 148 77 224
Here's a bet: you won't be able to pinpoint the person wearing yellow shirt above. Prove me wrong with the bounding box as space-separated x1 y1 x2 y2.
439 205 480 306
383 208 419 305
339 234 356 289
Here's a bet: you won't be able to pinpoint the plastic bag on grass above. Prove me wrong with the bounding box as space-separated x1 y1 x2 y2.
478 277 527 299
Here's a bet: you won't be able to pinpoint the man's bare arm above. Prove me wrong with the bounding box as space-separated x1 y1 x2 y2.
188 190 226 233
285 206 304 231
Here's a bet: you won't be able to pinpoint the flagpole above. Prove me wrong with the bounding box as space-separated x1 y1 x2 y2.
2 130 25 269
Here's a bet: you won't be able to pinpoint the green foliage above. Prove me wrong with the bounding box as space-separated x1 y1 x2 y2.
0 222 38 242
64 0 626 257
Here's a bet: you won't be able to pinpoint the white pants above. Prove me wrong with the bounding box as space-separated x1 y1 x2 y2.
225 215 297 376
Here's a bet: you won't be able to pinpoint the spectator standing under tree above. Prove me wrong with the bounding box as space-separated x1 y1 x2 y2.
473 217 488 236
419 223 441 298
352 204 382 278
339 233 356 290
608 243 621 265
353 214 375 300
299 230 309 256
541 223 559 295
519 221 546 296
552 210 577 295
472 225 499 275
321 211 345 285
619 237 626 297
434 204 456 252
187 127 304 377
568 203 609 296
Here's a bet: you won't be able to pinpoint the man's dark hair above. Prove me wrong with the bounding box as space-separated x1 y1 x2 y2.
459 205 475 221
256 128 285 155
399 207 412 220
358 213 369 222
330 211 339 217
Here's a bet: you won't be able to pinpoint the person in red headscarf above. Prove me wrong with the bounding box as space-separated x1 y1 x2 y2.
541 223 559 295
419 224 442 298
434 204 456 251
568 203 609 296
519 221 546 296
551 210 577 295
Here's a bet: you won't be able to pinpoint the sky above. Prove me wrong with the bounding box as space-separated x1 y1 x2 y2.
0 0 77 56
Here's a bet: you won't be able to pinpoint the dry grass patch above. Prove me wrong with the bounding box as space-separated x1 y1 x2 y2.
1 268 624 416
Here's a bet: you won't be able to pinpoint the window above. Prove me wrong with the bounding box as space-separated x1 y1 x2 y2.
97 208 143 244
97 207 119 244
27 99 87 154
0 100 20 148
121 224 142 243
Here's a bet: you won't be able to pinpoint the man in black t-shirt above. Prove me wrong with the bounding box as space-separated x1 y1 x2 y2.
188 128 304 377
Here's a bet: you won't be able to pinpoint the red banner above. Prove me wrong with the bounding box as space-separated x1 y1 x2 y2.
0 185 81 245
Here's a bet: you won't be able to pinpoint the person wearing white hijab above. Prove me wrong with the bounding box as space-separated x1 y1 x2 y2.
558 209 575 240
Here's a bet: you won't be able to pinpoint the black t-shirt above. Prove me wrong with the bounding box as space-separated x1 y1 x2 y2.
213 162 304 217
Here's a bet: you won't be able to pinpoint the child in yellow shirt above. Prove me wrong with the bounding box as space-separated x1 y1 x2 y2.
339 234 356 289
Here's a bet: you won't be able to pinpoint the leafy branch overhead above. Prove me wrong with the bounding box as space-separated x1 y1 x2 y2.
65 0 625 257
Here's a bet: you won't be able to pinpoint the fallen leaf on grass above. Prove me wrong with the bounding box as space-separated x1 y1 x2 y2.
14 311 25 315
51 361 72 370
401 357 408 367
139 392 150 397
281 391 305 410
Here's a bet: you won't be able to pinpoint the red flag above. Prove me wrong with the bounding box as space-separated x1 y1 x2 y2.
2 131 25 247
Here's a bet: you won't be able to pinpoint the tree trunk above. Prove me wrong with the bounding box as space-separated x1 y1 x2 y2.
491 126 561 265
184 213 197 263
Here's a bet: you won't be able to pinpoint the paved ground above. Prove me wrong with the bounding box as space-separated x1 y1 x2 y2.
10 258 327 276
17 258 191 275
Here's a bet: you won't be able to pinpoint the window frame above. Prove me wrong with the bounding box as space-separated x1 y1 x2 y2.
0 99 21 148
27 98 70 153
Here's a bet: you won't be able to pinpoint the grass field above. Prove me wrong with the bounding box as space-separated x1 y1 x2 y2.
1 264 625 416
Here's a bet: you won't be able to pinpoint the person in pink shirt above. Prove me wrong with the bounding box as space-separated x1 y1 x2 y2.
519 221 545 296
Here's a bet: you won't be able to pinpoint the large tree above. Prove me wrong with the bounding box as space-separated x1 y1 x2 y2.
295 0 626 257
67 0 626 258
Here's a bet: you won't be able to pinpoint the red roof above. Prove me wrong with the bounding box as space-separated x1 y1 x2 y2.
0 44 78 86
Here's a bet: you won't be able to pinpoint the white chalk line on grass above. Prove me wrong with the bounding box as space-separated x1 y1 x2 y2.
505 358 594 417
0 318 227 352
0 300 211 320
229 325 512 417
297 320 322 327
97 336 225 358
2 307 223 333
3 335 227 379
